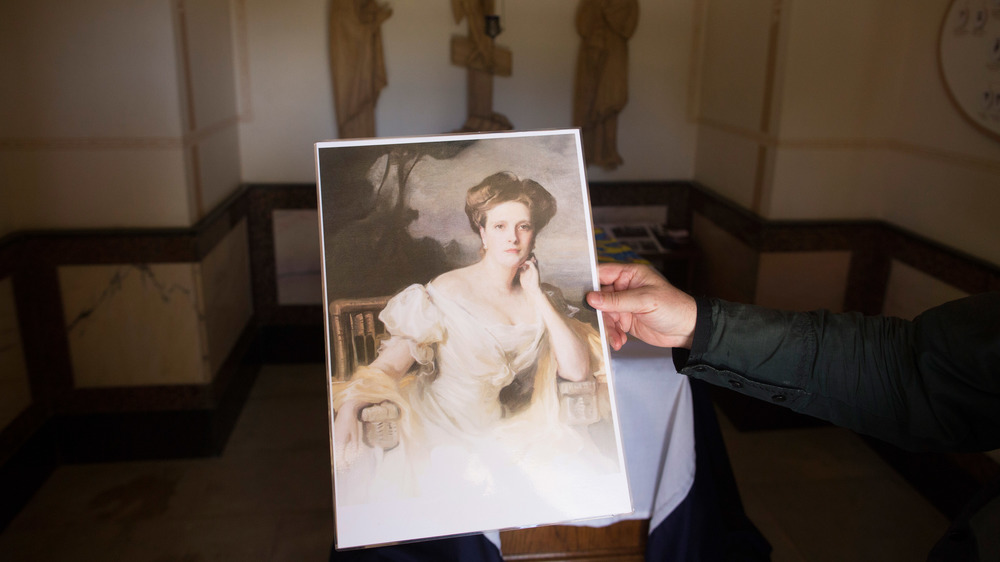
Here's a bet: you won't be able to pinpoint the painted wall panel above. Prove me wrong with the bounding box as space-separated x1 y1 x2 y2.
60 264 209 387
201 220 253 376
691 213 758 303
882 260 967 320
755 251 851 312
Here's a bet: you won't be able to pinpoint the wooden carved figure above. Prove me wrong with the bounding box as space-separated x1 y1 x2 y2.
329 0 393 139
572 0 639 169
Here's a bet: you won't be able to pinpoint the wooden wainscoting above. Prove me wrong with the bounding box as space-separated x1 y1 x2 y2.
500 520 649 561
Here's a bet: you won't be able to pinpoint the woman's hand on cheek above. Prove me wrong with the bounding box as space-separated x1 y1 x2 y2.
519 256 542 295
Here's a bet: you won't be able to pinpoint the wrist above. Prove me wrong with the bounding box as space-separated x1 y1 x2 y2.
339 400 363 417
523 283 546 301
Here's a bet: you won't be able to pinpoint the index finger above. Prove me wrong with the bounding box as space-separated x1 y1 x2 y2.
596 262 629 285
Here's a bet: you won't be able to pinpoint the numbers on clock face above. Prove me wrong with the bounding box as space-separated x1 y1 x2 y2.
941 0 1000 137
973 7 988 30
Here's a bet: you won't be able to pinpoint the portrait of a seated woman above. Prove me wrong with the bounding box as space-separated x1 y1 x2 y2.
329 170 621 516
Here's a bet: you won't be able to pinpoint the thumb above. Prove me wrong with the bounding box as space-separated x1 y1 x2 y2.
587 287 641 313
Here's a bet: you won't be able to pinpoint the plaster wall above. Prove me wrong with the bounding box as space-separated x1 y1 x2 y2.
235 0 699 183
695 0 1000 267
182 0 243 217
882 260 967 320
692 0 774 209
768 1 1000 266
0 0 241 231
755 251 851 313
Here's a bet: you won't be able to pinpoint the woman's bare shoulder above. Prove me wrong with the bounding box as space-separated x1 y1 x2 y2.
429 266 473 294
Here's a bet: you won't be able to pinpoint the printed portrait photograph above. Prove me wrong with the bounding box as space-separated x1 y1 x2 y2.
316 129 632 549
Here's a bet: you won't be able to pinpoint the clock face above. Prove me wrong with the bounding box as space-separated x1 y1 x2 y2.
939 0 1000 140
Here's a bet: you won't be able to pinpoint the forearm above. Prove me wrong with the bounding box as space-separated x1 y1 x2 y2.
334 339 414 416
675 295 1000 452
537 298 590 382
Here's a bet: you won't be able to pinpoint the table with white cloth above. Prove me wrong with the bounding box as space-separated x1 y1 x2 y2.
488 339 696 547
585 339 695 529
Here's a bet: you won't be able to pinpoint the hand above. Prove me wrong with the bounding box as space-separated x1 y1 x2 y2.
518 254 542 295
586 263 697 351
333 400 363 469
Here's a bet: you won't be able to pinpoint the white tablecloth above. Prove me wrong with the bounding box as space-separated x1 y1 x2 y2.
489 340 696 545
584 340 696 530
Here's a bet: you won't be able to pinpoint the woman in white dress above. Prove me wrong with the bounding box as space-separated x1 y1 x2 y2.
331 172 614 507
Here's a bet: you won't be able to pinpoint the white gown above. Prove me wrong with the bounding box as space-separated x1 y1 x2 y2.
334 283 629 527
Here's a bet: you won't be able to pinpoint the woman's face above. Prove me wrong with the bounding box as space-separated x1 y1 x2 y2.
480 201 535 267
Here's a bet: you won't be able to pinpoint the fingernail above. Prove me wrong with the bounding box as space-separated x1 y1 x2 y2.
588 292 603 306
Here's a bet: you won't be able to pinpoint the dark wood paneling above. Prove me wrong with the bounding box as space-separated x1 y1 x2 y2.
588 181 690 229
0 418 57 533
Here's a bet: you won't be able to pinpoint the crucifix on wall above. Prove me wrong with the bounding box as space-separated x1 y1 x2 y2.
450 0 513 132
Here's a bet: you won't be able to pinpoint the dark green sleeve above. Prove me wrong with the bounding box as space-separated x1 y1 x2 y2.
673 293 1000 452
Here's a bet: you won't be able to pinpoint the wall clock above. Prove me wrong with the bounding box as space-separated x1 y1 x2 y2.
939 0 1000 141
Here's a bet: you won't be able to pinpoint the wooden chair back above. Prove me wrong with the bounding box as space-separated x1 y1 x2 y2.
330 296 391 381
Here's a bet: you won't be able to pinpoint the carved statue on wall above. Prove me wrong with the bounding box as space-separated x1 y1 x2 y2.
329 0 393 139
572 0 639 169
450 0 513 132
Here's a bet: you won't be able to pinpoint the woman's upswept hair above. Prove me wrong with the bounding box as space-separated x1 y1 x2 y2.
465 172 557 234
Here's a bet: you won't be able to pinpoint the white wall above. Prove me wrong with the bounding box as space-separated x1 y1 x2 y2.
694 0 1000 266
235 0 700 183
693 0 774 209
4 0 998 270
0 0 188 231
0 0 242 231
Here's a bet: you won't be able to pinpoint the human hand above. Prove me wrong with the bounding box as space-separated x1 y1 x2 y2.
518 254 542 295
333 400 363 469
586 263 697 351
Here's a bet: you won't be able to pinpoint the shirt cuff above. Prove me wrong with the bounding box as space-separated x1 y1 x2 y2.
671 296 713 372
